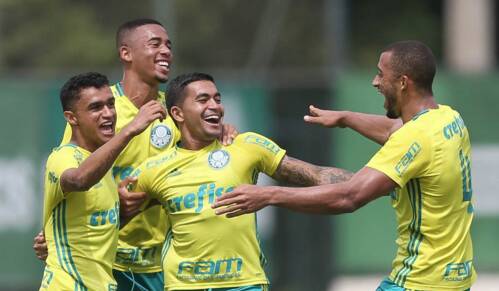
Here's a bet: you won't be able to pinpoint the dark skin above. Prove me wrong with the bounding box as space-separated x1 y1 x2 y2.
32 86 165 260
33 24 237 260
304 105 402 145
272 156 353 186
62 88 166 193
119 80 355 223
213 51 438 218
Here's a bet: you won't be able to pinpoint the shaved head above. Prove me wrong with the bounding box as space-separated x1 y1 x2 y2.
116 18 164 50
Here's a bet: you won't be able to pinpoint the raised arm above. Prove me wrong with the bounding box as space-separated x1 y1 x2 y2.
214 166 396 217
61 100 166 193
304 105 402 145
271 155 353 186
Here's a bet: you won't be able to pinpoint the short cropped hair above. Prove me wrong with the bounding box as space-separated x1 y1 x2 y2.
166 72 215 113
382 40 436 93
116 18 164 49
60 72 109 111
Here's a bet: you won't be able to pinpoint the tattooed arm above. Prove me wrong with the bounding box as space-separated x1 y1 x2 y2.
213 167 395 217
271 155 353 186
211 155 355 216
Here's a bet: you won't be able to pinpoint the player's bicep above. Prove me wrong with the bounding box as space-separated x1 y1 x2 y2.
59 167 79 194
348 167 397 208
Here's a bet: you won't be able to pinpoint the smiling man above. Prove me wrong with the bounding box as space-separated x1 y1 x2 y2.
121 72 352 291
214 41 476 291
40 72 165 291
34 19 237 290
52 19 179 290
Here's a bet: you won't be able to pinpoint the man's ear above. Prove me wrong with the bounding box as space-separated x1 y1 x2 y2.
119 45 132 63
63 111 78 126
170 106 184 123
400 75 409 91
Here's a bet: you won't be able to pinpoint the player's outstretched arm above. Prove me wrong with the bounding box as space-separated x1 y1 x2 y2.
304 105 402 145
61 100 166 193
213 167 396 217
272 155 354 186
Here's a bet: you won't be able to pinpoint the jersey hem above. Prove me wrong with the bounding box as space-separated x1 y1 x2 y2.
388 274 475 290
166 279 269 290
112 264 162 273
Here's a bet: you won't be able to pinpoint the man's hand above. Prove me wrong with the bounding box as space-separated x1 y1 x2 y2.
126 100 167 136
304 105 347 128
33 230 48 261
212 184 272 218
219 123 238 146
118 176 147 219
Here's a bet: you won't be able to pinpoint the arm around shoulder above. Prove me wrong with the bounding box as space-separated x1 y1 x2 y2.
270 166 396 214
271 155 354 186
214 167 396 217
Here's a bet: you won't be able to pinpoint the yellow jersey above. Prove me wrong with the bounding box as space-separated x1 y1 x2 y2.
133 132 286 290
41 144 119 291
60 83 180 273
367 105 475 290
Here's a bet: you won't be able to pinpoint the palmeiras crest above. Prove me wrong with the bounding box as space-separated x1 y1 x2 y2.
150 125 172 149
208 149 230 169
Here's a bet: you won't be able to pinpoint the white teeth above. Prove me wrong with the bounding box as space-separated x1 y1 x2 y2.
204 115 220 123
157 61 169 68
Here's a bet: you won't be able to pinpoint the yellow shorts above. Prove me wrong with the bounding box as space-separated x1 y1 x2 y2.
39 265 117 291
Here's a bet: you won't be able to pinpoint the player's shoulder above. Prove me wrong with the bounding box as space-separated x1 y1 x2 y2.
49 143 83 159
387 109 449 152
436 104 466 124
400 105 460 136
234 131 270 144
388 121 430 149
233 132 281 152
139 146 178 172
46 144 86 171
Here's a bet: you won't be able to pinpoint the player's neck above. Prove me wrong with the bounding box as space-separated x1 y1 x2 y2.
401 92 437 123
121 72 160 108
69 131 99 153
178 132 214 151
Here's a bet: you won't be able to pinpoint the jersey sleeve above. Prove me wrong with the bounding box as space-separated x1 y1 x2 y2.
239 132 286 176
366 126 432 187
44 147 81 204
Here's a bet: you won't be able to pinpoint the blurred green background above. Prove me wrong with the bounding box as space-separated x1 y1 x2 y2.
0 0 497 290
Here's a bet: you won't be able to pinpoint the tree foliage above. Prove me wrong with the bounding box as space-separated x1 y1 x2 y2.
0 0 444 74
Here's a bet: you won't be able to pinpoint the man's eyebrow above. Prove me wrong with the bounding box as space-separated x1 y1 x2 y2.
195 93 211 99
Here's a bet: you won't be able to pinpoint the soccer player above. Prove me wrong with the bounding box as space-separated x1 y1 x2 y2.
34 19 237 291
40 72 166 290
214 41 476 291
122 72 352 291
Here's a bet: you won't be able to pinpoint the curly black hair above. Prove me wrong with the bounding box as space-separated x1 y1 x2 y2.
59 72 109 111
